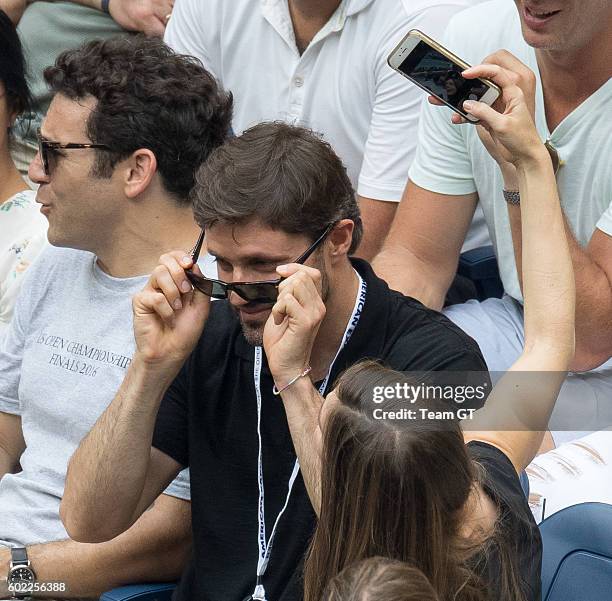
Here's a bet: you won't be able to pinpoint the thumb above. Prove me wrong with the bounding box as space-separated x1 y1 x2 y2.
462 100 505 130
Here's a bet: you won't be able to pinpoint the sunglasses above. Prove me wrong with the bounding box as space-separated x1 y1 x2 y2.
36 128 111 176
185 223 336 304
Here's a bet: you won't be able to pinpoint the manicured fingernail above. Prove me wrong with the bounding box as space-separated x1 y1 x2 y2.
181 256 192 266
463 101 474 110
181 280 191 293
277 264 288 272
173 298 182 310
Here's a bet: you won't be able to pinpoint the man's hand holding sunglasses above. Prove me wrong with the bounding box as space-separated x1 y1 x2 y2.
264 263 326 392
132 251 210 376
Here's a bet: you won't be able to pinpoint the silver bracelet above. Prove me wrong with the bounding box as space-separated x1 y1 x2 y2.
503 189 520 205
272 366 312 396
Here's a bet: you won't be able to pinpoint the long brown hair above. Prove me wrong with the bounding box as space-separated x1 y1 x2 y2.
323 557 440 601
304 361 525 601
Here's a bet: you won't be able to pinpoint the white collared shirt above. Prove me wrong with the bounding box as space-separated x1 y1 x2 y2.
166 0 480 203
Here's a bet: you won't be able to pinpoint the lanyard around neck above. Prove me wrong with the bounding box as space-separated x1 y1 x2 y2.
249 270 366 601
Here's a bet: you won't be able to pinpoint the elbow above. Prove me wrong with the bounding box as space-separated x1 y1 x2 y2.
60 497 127 544
570 338 612 372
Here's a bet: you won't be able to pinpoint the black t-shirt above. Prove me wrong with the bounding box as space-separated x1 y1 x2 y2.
467 442 542 601
153 259 488 601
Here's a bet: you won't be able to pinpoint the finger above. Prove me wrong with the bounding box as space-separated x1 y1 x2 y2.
150 264 185 311
451 112 469 125
427 95 445 106
136 290 175 325
144 15 166 37
159 253 193 296
272 293 311 327
277 266 322 298
276 262 320 279
482 49 532 78
461 64 514 90
462 100 507 130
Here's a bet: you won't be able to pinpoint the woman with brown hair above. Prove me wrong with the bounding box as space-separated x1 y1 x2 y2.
263 57 574 601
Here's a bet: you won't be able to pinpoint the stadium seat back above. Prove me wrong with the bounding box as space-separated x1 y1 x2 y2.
541 502 612 601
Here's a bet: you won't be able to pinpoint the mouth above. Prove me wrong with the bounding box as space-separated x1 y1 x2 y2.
523 4 561 28
239 305 272 317
39 204 52 216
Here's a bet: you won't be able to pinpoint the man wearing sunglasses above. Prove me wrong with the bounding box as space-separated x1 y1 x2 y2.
0 36 232 598
62 122 489 601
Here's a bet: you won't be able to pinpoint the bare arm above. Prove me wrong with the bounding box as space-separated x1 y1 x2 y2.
0 0 26 23
1 494 191 599
58 0 172 37
0 413 25 478
62 252 210 542
473 50 611 371
353 196 397 262
461 64 575 472
61 359 185 542
372 182 478 309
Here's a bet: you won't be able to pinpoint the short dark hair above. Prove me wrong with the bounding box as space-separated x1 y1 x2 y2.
44 35 233 202
0 9 32 117
192 122 363 254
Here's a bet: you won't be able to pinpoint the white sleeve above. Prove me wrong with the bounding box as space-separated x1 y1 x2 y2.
164 0 218 78
163 468 191 501
596 200 612 237
0 277 31 416
357 3 476 202
407 8 478 195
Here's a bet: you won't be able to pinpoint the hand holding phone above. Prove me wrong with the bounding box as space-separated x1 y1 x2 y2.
387 29 500 123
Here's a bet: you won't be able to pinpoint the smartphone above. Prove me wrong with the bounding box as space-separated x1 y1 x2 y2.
387 29 500 123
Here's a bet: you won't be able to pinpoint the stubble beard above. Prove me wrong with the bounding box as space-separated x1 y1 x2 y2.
237 262 330 347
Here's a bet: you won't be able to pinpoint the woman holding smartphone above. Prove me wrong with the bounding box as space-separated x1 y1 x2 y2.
264 60 574 601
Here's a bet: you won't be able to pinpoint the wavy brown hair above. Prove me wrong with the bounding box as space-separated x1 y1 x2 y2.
304 361 526 601
323 557 440 601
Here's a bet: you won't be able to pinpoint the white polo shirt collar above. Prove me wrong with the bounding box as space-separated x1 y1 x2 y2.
260 0 375 52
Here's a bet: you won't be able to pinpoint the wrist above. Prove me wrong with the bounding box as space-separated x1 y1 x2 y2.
131 352 184 387
514 145 552 173
272 365 312 396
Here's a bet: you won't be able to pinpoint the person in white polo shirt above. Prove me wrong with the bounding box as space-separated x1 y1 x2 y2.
375 0 612 443
164 0 485 260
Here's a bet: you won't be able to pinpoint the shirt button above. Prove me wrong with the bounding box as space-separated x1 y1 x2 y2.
294 76 304 87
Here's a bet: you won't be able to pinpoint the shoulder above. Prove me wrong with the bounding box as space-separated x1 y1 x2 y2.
389 290 487 367
444 0 523 59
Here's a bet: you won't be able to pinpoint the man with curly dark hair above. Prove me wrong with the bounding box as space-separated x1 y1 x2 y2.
0 35 232 599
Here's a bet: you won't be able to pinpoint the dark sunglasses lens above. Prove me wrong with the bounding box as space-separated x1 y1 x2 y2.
186 271 226 299
210 281 228 300
234 283 279 303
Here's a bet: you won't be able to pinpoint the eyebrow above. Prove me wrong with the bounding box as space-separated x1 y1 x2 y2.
208 251 292 266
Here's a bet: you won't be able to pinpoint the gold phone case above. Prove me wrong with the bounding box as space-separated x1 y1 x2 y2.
387 29 501 121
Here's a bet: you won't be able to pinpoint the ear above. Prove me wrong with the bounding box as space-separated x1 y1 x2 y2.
122 148 158 199
327 219 354 263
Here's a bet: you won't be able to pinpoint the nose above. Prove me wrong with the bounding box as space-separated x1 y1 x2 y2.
29 150 50 185
228 289 249 308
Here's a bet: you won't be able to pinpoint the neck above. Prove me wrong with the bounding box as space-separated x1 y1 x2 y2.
310 259 359 381
536 28 611 130
0 147 28 203
95 201 200 278
288 0 342 52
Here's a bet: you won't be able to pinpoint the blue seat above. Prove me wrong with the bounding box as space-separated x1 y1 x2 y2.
99 583 176 601
540 502 612 601
457 245 503 301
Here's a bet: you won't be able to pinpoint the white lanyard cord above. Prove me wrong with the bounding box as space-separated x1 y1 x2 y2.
250 271 366 601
